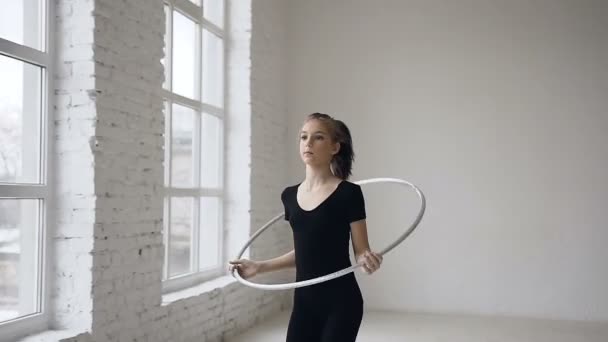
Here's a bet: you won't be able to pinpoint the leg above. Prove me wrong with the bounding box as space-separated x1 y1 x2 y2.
286 300 323 342
320 300 364 342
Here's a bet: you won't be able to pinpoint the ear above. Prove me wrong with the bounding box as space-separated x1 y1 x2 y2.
332 142 341 156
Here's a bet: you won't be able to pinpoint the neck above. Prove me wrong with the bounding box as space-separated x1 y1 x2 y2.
302 165 340 191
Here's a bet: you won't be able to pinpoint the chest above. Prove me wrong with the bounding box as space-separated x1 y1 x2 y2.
296 187 337 211
289 190 349 235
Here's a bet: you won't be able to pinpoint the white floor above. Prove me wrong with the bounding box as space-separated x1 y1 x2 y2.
228 310 608 342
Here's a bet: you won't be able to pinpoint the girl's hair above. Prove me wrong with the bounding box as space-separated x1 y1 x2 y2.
305 112 355 180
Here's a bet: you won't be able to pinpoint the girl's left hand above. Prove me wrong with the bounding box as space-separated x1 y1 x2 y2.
357 250 383 274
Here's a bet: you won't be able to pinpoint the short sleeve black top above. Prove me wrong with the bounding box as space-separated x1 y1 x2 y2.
281 180 366 282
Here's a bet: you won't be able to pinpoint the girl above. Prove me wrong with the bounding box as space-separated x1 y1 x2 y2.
229 112 383 341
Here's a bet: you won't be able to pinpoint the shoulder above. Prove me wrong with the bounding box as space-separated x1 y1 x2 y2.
338 180 364 198
281 183 299 199
340 180 362 192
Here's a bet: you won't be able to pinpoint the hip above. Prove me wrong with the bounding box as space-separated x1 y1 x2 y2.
294 273 362 303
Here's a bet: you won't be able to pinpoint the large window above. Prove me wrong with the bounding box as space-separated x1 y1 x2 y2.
0 0 51 336
162 0 225 292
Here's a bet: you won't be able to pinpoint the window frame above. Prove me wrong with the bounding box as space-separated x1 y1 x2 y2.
0 0 53 338
162 0 227 293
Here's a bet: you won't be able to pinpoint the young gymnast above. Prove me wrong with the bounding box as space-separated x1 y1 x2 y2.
229 112 383 341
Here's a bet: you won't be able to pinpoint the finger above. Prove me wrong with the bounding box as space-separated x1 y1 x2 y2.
362 251 371 264
359 260 370 273
359 255 373 269
366 251 378 263
372 253 382 267
366 255 379 270
367 258 378 271
369 252 382 266
371 251 382 261
367 260 377 272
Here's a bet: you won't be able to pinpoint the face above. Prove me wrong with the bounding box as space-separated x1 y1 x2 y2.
299 119 340 166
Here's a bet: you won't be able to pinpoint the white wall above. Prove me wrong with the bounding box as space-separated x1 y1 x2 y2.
286 0 608 322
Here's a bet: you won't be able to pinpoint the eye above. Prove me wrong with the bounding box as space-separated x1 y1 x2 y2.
300 136 307 140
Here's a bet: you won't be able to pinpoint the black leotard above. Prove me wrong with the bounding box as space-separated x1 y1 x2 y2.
281 180 366 341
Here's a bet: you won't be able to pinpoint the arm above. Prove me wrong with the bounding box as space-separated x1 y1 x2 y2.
351 218 371 260
351 218 383 274
258 249 296 274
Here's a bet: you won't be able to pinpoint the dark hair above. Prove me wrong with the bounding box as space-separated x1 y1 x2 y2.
305 112 355 180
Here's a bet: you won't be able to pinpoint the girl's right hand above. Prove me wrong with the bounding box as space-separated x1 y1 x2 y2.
228 259 261 279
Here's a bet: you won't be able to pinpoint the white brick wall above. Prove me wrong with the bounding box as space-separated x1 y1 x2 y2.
18 0 292 341
50 0 96 335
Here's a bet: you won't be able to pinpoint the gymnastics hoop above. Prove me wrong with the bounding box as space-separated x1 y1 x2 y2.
231 177 426 290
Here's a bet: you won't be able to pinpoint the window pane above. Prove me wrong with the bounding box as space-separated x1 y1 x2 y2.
199 197 220 270
200 113 222 188
0 0 43 50
204 0 224 29
202 30 224 108
163 100 170 187
169 197 192 277
162 4 170 90
171 104 194 187
0 55 42 184
172 10 197 99
0 199 40 323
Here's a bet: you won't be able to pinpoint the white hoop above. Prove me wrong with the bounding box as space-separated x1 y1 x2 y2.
231 177 426 290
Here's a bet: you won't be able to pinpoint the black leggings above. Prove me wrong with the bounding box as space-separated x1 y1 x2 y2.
286 277 364 342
